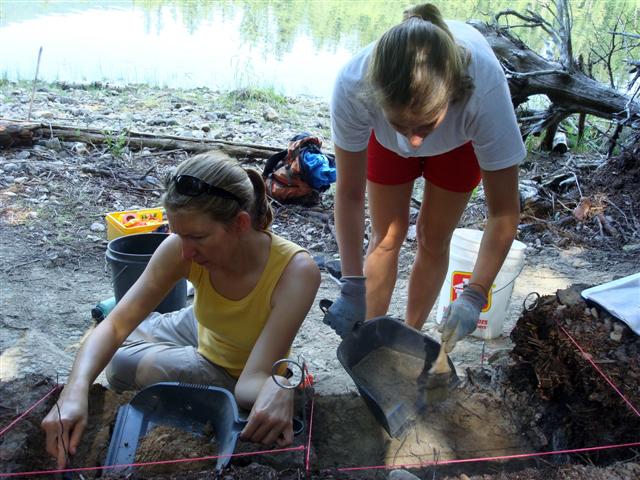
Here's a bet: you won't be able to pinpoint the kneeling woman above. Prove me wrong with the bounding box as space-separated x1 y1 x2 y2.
41 152 321 468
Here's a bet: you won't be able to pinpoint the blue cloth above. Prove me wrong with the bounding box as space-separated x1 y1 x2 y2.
302 151 336 189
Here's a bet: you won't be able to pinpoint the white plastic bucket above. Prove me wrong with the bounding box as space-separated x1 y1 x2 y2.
435 228 526 339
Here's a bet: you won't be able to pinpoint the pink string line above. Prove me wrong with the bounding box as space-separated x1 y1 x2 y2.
0 368 318 478
558 324 640 417
305 391 316 473
0 384 61 438
6 332 636 477
337 441 640 472
0 445 306 478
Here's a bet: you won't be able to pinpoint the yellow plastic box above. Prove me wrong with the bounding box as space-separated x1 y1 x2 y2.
105 207 167 240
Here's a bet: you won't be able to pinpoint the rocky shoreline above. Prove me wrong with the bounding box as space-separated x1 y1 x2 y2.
0 80 334 152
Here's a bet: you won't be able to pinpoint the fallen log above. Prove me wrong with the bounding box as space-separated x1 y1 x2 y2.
471 21 640 134
0 119 282 160
471 0 638 153
0 121 40 148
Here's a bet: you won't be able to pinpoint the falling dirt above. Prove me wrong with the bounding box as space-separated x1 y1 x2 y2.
352 347 424 418
384 387 531 467
349 347 532 468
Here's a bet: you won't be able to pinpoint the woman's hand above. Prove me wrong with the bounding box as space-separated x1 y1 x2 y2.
240 376 294 447
441 286 486 352
41 388 89 469
323 276 366 338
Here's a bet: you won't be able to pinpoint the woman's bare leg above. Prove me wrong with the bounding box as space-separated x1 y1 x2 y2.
406 181 472 329
364 180 414 319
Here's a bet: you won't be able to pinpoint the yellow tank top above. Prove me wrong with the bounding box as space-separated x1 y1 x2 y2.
188 232 305 378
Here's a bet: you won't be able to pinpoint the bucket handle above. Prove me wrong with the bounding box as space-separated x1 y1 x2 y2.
490 261 526 295
110 264 129 284
104 257 130 284
319 299 332 315
271 356 307 390
523 291 541 311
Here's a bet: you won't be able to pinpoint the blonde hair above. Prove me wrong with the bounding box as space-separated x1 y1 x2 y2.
163 151 273 230
367 3 473 117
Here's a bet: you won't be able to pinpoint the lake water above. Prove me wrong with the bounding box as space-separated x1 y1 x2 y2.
1 0 638 99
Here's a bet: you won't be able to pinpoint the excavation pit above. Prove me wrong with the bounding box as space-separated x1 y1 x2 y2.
1 287 638 479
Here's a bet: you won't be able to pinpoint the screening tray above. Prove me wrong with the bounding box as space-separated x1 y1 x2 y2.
105 382 306 473
337 316 459 438
104 382 246 472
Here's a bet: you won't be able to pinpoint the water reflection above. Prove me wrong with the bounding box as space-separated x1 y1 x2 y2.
1 0 637 98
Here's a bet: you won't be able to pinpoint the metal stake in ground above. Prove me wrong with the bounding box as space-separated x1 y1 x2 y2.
27 47 43 122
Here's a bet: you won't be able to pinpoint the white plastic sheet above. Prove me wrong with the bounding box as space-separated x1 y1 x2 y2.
581 272 640 336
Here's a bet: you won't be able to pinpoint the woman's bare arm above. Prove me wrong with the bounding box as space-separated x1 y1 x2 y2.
235 251 320 446
334 146 368 276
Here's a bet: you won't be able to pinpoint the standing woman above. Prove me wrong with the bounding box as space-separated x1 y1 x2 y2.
42 153 320 469
324 3 525 352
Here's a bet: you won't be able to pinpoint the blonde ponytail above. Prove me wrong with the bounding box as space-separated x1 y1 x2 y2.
246 168 273 230
367 3 473 116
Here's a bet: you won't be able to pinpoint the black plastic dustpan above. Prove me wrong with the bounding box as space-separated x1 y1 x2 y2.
104 382 246 472
337 316 458 438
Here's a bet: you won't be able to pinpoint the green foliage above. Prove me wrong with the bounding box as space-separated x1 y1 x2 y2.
524 134 541 153
563 115 614 154
104 130 129 157
221 86 287 107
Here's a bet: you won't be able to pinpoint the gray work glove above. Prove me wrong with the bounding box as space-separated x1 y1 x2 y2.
441 286 487 353
322 276 366 338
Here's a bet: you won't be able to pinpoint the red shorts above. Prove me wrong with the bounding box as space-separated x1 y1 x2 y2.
367 132 481 193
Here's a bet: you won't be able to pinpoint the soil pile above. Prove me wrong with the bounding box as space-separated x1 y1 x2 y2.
132 425 218 475
586 141 640 214
507 285 640 454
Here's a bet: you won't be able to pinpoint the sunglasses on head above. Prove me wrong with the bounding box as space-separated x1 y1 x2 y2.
173 174 241 202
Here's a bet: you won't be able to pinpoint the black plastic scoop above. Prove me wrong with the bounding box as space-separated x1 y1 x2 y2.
105 382 306 473
104 382 246 472
336 316 459 438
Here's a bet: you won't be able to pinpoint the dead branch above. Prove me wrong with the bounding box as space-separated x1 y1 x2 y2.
589 12 634 89
0 119 282 160
482 2 639 151
610 32 640 40
493 9 555 37
471 21 640 131
546 0 575 70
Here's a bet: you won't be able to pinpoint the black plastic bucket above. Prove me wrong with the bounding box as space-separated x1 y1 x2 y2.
106 233 187 314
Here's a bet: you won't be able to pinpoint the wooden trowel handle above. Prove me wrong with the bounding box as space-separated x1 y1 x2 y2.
431 343 451 375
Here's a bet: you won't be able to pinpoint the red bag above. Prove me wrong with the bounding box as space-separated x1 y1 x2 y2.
262 134 323 205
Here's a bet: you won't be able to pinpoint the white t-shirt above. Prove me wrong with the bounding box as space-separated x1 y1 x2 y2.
331 21 526 171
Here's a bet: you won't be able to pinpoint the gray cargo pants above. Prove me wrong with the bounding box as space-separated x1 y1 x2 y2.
105 306 237 392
